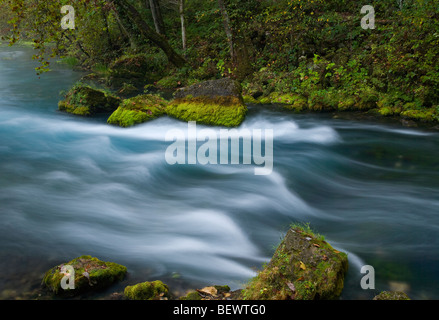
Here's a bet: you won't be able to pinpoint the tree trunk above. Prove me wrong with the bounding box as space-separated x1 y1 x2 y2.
111 0 187 68
179 0 187 55
149 0 166 36
111 2 141 49
217 0 234 60
101 10 113 50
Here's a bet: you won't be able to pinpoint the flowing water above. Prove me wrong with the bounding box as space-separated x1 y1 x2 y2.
1 45 439 300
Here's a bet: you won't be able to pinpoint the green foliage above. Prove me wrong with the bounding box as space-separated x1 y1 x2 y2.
2 0 438 123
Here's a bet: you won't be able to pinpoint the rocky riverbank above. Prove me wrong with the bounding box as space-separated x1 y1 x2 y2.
29 224 410 301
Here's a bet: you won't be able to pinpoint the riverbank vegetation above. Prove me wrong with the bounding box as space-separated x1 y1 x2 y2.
2 0 438 124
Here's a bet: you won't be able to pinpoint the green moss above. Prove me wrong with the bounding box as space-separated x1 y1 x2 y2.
166 96 247 127
242 224 348 300
373 291 411 300
283 95 309 112
124 280 169 300
42 255 127 296
58 83 120 116
179 291 202 300
268 93 297 105
107 94 168 127
214 285 231 293
156 75 182 89
242 95 260 104
289 222 326 241
257 96 272 104
377 106 397 116
117 83 139 96
353 86 380 110
400 108 437 122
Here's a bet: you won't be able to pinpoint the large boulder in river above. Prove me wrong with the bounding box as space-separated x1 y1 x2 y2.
107 94 168 127
58 83 120 116
166 78 247 127
242 224 348 300
42 255 127 296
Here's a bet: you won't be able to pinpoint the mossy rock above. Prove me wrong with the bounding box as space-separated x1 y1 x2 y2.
167 96 247 127
156 75 183 90
107 94 168 127
242 224 348 300
168 78 247 127
179 290 203 300
173 77 243 100
124 280 170 300
59 83 120 116
400 107 437 122
117 83 141 97
373 291 411 300
42 255 127 296
242 94 261 104
106 54 160 89
376 106 398 117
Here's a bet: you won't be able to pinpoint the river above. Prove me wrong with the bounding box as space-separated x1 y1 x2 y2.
1 44 438 300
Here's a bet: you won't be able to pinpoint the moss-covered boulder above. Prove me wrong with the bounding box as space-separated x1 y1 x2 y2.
58 83 120 116
242 224 348 300
107 94 168 127
106 54 161 90
42 255 127 296
124 280 170 300
373 291 411 300
166 78 247 127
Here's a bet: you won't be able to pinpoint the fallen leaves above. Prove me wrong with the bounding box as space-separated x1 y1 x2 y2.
198 286 217 296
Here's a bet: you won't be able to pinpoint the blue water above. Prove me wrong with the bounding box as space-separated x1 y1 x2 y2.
1 44 439 300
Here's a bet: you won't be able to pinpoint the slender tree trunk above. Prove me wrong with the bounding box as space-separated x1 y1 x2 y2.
112 0 186 68
149 0 166 36
217 0 234 60
101 10 113 50
111 2 141 49
179 0 187 55
65 34 91 58
114 11 131 46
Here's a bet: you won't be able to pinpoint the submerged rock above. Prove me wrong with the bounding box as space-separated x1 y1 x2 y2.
373 291 411 300
166 78 247 127
107 94 168 127
58 83 120 116
42 255 127 296
242 225 348 300
124 280 170 300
